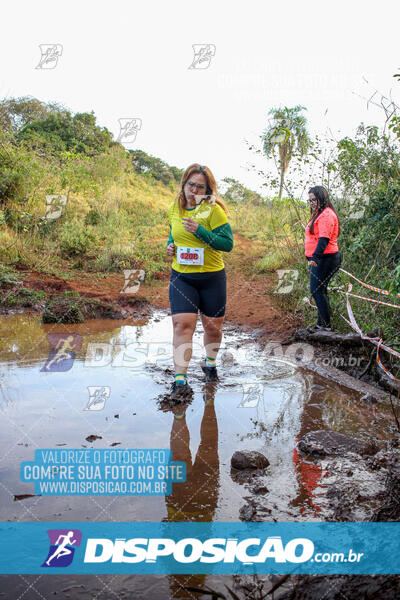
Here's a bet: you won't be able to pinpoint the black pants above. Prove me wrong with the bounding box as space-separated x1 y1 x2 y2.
307 252 341 327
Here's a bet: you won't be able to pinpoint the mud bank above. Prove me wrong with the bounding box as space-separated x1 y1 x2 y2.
0 274 152 322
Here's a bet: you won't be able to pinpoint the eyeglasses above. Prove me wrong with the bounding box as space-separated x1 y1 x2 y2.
185 181 207 192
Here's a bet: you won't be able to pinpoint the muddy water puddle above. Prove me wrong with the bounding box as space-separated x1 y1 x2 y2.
0 310 395 598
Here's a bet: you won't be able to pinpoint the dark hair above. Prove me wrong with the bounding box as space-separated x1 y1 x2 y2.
198 165 212 195
308 186 340 235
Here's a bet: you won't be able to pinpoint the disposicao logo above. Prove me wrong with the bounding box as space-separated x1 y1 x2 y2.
83 536 314 564
41 529 82 568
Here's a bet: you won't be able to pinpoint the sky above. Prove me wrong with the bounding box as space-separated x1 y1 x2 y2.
1 0 399 197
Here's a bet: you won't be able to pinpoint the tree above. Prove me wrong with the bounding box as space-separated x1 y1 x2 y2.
221 177 265 205
128 149 183 184
262 105 311 199
17 111 116 157
0 96 67 135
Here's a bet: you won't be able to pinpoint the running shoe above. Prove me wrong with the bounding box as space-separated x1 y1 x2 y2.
169 381 193 401
201 360 219 381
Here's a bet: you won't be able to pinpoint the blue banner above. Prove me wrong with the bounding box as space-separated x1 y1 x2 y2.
0 522 398 574
20 449 186 496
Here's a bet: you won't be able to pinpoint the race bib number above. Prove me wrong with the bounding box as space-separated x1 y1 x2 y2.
177 246 204 265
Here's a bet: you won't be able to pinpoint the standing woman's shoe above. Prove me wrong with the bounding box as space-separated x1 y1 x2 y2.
307 324 332 332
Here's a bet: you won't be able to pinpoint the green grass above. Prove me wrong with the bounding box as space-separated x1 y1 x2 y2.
0 286 47 308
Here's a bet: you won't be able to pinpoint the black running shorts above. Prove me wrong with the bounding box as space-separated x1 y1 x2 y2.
169 268 226 317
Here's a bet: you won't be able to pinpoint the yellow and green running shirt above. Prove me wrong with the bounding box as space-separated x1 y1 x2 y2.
168 201 229 273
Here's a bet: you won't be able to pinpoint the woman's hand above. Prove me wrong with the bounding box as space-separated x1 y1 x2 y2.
166 243 175 256
182 218 199 234
308 260 317 267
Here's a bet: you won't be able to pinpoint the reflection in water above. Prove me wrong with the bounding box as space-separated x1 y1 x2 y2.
163 383 219 597
291 376 324 516
0 310 396 598
165 384 219 522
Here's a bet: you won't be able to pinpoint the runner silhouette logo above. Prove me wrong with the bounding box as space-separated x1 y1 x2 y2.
41 334 82 372
42 529 82 567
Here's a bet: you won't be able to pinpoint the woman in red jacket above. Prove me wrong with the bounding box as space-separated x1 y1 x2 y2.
305 186 341 331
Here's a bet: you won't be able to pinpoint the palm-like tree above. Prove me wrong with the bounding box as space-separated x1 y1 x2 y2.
262 105 311 199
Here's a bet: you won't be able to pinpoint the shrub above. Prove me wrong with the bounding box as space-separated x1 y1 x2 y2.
254 249 293 272
92 243 140 272
84 208 101 226
42 296 85 323
60 225 97 257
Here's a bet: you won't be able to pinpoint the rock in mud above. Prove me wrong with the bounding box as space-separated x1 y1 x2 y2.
85 434 102 443
231 450 270 470
297 430 379 458
251 484 269 495
220 351 234 369
326 486 356 521
372 451 400 521
231 469 266 485
239 503 257 521
360 392 378 403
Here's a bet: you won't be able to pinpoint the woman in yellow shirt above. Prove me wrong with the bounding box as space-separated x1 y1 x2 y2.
166 163 234 399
